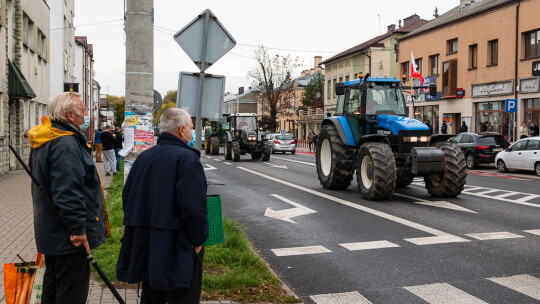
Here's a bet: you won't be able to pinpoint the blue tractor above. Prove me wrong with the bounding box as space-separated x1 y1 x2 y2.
316 74 467 200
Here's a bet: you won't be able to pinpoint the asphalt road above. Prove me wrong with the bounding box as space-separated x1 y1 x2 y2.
202 150 540 304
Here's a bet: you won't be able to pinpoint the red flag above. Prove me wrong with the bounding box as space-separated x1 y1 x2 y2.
410 51 424 85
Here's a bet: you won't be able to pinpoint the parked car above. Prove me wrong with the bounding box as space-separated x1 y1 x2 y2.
495 137 540 176
451 132 510 169
268 133 296 154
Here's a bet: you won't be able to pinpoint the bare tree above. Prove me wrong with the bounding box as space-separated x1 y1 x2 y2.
248 46 301 132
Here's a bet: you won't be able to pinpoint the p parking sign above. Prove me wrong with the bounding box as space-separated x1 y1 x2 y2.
505 99 517 113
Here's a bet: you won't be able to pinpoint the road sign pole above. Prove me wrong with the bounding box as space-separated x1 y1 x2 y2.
194 12 210 150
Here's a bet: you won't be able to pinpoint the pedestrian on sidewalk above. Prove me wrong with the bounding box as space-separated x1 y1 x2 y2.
114 126 123 172
27 92 107 304
312 131 318 152
520 122 529 139
101 125 117 176
117 108 208 304
460 121 468 133
94 128 103 162
308 131 314 152
531 122 539 137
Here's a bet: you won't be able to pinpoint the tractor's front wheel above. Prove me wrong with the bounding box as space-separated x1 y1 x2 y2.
204 132 211 154
251 152 262 160
396 168 414 188
316 124 354 189
357 142 396 200
210 136 220 155
262 142 271 161
224 142 232 160
424 142 467 197
232 141 240 162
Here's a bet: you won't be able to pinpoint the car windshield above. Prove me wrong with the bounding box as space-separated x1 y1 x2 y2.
275 135 293 140
479 136 507 146
236 116 257 130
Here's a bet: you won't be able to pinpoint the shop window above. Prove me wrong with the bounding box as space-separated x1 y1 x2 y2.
442 60 457 97
475 101 509 136
400 61 409 78
524 98 540 131
429 54 439 75
413 105 439 134
488 39 498 66
524 29 540 59
469 44 477 69
447 38 458 54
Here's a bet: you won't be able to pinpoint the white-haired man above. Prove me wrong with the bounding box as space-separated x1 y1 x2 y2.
117 108 208 303
27 92 107 303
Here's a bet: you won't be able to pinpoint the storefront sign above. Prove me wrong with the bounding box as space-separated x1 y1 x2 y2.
533 60 540 76
471 80 513 98
519 77 539 93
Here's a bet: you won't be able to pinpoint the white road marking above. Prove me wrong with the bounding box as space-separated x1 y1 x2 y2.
310 291 372 304
405 235 470 245
271 245 331 257
264 194 316 223
405 283 488 304
272 156 316 166
465 232 525 240
213 158 221 162
523 229 540 236
264 162 288 169
488 274 540 300
238 167 459 238
223 162 232 165
339 240 400 251
203 164 217 171
394 193 477 213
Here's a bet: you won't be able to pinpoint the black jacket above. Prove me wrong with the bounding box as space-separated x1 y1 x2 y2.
114 132 123 149
117 133 208 289
101 131 115 150
28 119 107 255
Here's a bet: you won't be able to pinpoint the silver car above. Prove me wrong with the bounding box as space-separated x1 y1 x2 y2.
268 133 296 154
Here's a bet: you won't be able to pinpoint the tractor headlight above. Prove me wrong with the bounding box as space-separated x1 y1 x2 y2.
419 136 430 142
403 136 418 143
248 136 256 141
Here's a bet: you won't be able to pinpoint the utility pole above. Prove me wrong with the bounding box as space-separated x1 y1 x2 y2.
124 0 154 175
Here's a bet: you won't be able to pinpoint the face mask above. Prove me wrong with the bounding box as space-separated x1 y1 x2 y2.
187 129 196 148
79 116 90 131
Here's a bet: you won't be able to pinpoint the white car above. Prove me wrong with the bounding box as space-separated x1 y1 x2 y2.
495 137 540 176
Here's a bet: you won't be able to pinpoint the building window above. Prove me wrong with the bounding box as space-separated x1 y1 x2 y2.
488 39 498 66
447 38 458 54
338 76 343 83
475 101 509 137
345 75 349 82
23 14 35 50
400 61 409 78
524 29 540 59
37 30 47 60
429 54 439 75
524 98 540 131
442 59 457 97
469 44 477 69
415 58 423 75
327 80 331 99
332 78 336 98
414 105 439 134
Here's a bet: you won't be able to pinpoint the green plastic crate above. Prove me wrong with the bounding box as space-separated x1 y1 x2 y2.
205 195 224 246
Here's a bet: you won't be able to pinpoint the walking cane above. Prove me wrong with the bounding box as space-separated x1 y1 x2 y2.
8 144 126 304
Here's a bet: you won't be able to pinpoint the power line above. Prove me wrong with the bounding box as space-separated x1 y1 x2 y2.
51 19 123 31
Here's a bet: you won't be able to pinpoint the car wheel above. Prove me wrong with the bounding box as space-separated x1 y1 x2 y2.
271 147 275 154
291 151 296 155
497 159 508 173
466 154 477 169
535 162 540 177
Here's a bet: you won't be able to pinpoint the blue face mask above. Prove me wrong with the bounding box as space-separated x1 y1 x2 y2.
187 130 196 147
79 116 90 131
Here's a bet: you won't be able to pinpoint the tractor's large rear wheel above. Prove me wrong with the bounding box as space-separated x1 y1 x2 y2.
316 124 354 189
232 141 240 162
251 152 262 160
424 142 467 197
357 142 396 200
224 142 232 160
210 136 220 155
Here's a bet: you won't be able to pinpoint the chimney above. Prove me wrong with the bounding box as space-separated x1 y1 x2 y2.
387 24 396 33
460 0 474 8
314 56 322 68
238 87 244 95
403 14 420 27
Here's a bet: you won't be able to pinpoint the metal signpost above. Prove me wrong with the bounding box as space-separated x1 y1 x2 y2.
173 9 236 149
176 72 225 121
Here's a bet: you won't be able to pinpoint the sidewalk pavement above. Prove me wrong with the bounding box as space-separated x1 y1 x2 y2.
0 162 239 304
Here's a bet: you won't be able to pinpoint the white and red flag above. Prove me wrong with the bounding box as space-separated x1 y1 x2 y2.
410 51 424 85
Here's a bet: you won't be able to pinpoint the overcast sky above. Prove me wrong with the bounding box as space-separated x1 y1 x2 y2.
74 0 457 98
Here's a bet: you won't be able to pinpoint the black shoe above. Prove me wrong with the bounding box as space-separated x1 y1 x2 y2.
113 172 117 176
106 173 111 176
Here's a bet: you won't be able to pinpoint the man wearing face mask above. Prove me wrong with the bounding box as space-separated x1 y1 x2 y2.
117 108 208 304
27 92 107 303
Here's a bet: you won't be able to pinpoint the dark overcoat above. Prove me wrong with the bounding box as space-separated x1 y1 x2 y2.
116 133 208 290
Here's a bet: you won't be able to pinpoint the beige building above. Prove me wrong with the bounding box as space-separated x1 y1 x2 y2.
0 0 50 176
320 15 428 115
398 0 540 139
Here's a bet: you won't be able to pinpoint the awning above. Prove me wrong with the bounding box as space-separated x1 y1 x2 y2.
8 60 36 98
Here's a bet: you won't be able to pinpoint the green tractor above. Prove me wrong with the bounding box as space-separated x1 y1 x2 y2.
224 113 271 162
204 114 230 155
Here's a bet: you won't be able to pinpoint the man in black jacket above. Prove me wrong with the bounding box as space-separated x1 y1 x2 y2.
114 126 123 171
28 92 107 304
117 108 208 304
101 125 116 176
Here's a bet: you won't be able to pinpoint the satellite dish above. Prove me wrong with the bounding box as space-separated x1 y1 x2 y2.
154 90 163 111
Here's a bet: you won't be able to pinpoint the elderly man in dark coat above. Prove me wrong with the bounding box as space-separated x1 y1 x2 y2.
117 108 208 304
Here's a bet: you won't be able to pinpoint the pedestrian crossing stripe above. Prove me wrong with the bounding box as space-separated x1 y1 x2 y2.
309 274 540 303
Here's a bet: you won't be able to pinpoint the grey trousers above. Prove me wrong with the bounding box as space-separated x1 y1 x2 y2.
103 149 117 173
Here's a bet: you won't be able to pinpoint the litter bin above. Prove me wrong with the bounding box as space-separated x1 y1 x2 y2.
205 194 224 246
